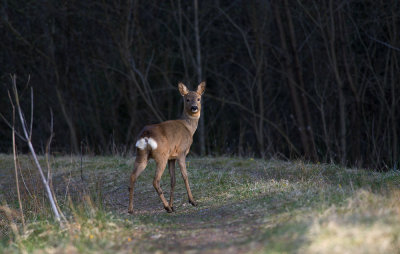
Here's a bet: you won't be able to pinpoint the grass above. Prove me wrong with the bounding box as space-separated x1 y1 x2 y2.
0 154 400 253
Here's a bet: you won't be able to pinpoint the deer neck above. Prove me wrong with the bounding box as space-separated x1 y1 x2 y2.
181 111 200 136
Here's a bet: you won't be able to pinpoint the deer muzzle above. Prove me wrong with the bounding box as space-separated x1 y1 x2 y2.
191 106 198 112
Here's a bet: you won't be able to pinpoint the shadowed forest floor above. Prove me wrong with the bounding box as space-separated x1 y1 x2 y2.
1 155 400 253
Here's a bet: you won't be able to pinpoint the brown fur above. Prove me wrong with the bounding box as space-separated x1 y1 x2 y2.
128 82 205 213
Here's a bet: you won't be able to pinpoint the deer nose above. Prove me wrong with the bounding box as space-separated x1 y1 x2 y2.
191 106 198 112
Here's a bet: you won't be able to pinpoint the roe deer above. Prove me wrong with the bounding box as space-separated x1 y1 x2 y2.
128 82 206 213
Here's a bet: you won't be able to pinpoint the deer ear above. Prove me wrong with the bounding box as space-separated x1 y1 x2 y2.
196 81 206 95
178 82 189 96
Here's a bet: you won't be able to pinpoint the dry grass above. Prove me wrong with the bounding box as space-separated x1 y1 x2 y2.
303 190 400 254
0 154 399 253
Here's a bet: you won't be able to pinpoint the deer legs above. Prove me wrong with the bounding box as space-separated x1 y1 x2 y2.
129 156 195 214
153 159 173 213
153 157 197 212
178 157 197 206
154 158 196 212
168 159 176 211
128 155 148 214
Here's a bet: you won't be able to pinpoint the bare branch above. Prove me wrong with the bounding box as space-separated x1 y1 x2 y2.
218 7 257 68
46 108 54 181
12 99 26 232
10 75 63 223
29 85 33 140
205 94 300 155
366 33 400 52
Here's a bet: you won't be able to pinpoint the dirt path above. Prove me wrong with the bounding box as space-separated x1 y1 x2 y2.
103 171 266 253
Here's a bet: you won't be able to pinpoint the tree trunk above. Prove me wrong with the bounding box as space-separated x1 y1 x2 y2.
284 0 317 161
194 0 206 155
274 4 312 159
328 0 347 164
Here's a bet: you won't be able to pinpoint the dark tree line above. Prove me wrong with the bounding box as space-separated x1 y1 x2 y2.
1 0 399 169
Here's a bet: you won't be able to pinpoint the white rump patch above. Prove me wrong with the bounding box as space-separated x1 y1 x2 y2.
147 137 158 150
135 138 147 150
135 137 158 150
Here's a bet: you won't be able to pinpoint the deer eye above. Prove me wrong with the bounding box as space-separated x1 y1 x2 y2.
197 98 200 101
186 99 189 102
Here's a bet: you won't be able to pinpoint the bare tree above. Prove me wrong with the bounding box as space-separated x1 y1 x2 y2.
194 0 206 155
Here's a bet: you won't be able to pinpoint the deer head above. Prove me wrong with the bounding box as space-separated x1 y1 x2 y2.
178 82 206 119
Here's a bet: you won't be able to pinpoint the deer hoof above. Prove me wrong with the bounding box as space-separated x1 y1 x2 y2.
128 209 134 214
164 206 173 213
189 200 198 207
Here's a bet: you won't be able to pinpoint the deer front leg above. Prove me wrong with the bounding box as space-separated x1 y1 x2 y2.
168 159 176 211
177 157 197 206
128 155 148 214
153 159 173 213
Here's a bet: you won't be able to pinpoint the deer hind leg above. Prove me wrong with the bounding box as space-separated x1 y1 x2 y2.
168 159 176 211
128 150 148 214
153 159 173 213
177 157 197 206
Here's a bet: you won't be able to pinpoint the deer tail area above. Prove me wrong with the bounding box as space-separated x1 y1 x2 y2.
135 137 158 150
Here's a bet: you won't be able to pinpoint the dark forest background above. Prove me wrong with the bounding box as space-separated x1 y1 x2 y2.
1 0 399 169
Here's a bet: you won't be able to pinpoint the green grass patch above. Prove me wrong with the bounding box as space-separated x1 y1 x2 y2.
1 155 400 253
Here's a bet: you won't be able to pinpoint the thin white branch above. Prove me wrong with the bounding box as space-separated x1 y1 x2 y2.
29 86 33 140
11 75 62 223
367 34 400 52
